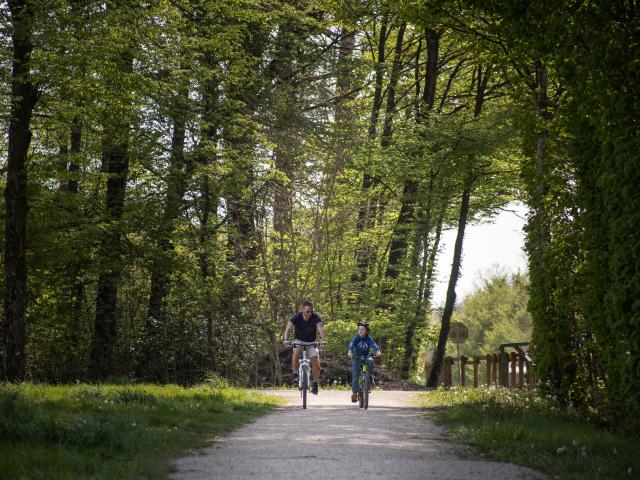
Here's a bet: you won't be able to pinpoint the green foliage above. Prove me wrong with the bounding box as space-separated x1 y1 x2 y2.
0 383 281 479
453 270 531 356
6 1 635 433
417 387 640 478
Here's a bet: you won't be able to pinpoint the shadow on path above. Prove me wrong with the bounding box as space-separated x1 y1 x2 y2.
172 390 547 480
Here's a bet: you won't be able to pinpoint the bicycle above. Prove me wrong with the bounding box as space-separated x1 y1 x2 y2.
356 354 376 410
287 340 322 409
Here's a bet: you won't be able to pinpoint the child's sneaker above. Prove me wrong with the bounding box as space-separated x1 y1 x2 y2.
351 393 358 403
311 381 318 395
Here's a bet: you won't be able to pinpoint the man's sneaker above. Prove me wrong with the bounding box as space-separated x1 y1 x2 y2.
311 381 319 395
351 393 358 403
291 373 299 385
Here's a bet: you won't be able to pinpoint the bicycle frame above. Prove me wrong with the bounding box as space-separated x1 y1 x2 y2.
298 347 313 390
357 355 373 410
291 341 318 409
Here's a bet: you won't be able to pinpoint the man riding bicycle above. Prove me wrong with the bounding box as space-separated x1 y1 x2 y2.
283 301 327 395
348 321 381 403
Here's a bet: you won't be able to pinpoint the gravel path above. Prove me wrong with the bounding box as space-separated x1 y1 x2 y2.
171 390 547 480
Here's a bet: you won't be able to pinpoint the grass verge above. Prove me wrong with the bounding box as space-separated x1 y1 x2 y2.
0 382 282 480
415 387 639 480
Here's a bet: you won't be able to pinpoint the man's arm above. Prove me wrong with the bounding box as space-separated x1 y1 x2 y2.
316 322 327 342
283 321 294 344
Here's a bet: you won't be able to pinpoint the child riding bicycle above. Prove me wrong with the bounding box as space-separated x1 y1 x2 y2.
347 321 381 403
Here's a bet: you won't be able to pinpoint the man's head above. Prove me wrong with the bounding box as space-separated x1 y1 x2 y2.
357 321 369 337
302 301 314 320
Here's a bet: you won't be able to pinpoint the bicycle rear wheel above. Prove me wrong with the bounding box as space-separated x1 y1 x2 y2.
363 374 369 409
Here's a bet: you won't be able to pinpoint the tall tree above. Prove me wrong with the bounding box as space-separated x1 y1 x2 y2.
3 0 38 381
427 64 491 388
89 4 135 380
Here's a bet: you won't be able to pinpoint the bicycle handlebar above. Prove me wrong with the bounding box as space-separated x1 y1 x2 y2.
285 340 326 348
349 352 382 359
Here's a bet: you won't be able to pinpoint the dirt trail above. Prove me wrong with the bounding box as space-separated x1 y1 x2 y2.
171 390 547 480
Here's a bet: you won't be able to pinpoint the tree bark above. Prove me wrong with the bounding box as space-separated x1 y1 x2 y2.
271 21 298 323
141 80 190 381
401 174 436 377
351 17 389 292
427 180 473 388
197 62 220 373
89 45 133 381
380 21 406 147
383 28 440 291
422 28 440 114
426 63 490 388
383 180 418 284
3 0 38 381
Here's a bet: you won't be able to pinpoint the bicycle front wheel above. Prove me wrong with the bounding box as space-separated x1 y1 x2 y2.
301 365 308 409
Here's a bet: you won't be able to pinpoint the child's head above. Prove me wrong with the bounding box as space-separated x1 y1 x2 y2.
357 321 369 337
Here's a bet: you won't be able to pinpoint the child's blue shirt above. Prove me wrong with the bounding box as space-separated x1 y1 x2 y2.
348 334 380 357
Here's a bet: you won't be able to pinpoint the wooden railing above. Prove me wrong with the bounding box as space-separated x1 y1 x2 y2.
433 352 536 388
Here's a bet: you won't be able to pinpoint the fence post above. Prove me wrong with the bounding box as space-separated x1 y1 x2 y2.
460 356 468 387
528 361 536 389
486 354 492 385
443 357 448 387
445 356 453 387
493 354 500 386
473 356 479 387
509 352 517 387
437 361 444 387
498 351 505 386
518 355 525 388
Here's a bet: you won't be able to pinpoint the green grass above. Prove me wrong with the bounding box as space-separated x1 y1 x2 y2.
415 387 639 480
0 382 282 480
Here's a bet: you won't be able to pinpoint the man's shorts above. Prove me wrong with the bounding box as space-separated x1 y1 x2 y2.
294 341 320 359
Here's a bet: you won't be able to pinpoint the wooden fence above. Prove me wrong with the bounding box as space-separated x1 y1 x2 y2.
433 352 536 388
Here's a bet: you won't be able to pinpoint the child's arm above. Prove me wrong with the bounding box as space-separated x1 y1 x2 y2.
347 335 357 358
370 337 382 356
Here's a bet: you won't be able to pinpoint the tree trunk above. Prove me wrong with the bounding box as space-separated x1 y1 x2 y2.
426 63 489 388
380 21 406 147
422 28 440 114
401 174 436 377
383 180 418 284
3 0 38 381
427 181 473 388
198 64 220 373
141 81 189 381
271 21 298 322
89 47 133 381
424 203 446 300
352 17 389 292
383 27 440 293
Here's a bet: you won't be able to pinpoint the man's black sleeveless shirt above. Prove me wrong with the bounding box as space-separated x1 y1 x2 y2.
290 312 323 342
